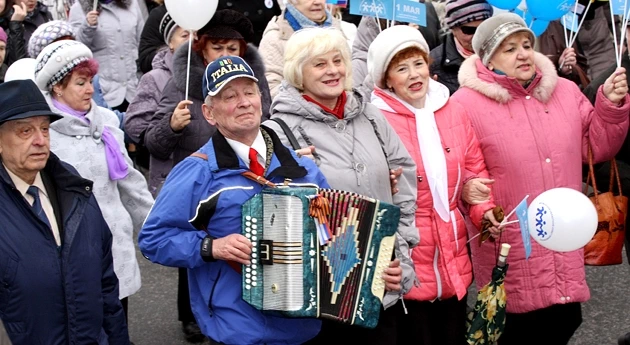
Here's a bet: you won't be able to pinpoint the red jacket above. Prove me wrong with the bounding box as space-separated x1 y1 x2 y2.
371 80 494 301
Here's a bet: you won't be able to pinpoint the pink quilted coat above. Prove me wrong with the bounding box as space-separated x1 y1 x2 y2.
371 80 495 301
452 53 630 313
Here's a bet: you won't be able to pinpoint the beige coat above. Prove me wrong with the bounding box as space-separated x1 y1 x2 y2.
258 10 345 98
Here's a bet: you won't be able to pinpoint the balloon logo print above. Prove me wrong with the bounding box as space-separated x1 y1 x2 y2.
534 204 553 241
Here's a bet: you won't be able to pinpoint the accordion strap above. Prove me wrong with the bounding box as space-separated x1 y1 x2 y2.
242 171 277 188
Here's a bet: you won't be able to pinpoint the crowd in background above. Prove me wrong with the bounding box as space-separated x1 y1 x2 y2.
0 0 629 344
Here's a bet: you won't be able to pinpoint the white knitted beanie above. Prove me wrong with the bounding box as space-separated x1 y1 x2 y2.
367 25 430 89
34 40 93 91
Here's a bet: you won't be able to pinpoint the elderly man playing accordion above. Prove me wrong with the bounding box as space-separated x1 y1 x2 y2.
139 56 403 345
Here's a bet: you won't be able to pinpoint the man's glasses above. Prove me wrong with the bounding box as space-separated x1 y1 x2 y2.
460 26 477 35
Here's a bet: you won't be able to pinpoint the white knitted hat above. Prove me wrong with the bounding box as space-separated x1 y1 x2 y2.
34 40 93 91
367 25 430 89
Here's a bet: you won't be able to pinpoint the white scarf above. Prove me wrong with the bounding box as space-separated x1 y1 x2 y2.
372 80 450 221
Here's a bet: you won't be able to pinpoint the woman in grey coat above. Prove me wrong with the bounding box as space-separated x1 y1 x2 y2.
33 40 154 320
69 0 144 110
264 27 418 345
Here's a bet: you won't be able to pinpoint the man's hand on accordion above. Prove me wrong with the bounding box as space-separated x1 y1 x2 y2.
382 259 403 292
212 234 253 265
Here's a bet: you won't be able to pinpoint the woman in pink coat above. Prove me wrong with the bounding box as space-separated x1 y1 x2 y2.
452 13 630 345
367 25 498 345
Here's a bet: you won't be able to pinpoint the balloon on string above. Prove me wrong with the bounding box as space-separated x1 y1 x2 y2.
4 58 36 82
164 0 218 30
527 188 598 252
513 8 550 36
525 0 573 21
487 0 521 10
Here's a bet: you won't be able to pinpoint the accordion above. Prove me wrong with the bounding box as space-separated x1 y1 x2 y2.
241 187 400 328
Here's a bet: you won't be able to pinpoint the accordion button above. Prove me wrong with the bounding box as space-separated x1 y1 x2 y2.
246 279 251 284
245 285 251 290
246 267 251 273
252 247 257 252
252 236 258 241
246 221 251 227
367 261 373 267
252 253 258 258
252 259 258 264
252 225 258 230
252 282 258 286
271 283 279 293
246 216 251 221
252 218 258 223
246 273 251 279
246 233 251 239
252 271 257 276
252 230 258 235
252 276 258 281
252 264 257 269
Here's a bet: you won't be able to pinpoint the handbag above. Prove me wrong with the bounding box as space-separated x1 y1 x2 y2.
583 145 627 265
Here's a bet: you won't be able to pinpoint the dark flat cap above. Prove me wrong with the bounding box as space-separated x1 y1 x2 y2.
0 80 63 125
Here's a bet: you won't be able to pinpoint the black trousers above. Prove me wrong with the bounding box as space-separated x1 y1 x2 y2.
178 267 196 323
498 303 583 345
303 295 467 345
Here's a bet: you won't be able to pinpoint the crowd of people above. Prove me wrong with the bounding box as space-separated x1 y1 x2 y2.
0 0 629 344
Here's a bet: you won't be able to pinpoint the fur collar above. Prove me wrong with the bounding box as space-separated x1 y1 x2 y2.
172 43 268 101
78 0 132 13
457 52 558 104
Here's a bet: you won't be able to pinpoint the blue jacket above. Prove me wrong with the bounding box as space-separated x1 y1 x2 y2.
0 154 129 345
139 127 329 345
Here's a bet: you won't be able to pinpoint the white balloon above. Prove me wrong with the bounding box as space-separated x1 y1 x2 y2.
4 58 37 82
164 0 218 31
527 188 598 252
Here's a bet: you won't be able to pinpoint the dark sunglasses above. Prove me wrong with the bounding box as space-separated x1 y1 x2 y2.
460 26 477 35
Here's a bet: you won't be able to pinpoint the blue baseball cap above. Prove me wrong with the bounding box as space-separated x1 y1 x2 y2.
202 56 259 99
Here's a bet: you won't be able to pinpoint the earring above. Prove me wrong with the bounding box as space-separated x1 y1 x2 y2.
56 92 62 97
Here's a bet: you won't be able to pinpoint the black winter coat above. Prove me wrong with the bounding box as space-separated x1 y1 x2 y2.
5 2 51 65
429 33 462 96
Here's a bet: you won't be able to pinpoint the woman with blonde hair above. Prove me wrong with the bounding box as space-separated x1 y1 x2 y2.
264 27 416 344
259 0 346 98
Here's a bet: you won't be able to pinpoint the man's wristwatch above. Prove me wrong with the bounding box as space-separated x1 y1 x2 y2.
200 236 216 262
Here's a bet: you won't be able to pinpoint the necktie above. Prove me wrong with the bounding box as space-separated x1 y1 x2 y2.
248 148 265 176
27 186 51 229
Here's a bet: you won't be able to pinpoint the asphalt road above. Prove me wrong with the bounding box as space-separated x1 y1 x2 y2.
128 247 630 345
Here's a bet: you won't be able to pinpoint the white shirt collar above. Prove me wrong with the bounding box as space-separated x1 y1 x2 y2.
224 130 267 168
3 163 48 198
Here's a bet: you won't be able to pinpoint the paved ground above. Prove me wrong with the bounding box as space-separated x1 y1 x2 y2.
128 246 630 345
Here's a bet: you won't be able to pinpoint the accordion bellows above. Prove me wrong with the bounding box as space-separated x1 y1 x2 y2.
241 187 400 328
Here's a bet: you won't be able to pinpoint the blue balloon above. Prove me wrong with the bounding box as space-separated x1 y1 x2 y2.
526 0 573 21
512 8 551 36
487 0 521 10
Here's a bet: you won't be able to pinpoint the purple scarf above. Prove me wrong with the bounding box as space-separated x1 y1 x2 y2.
52 98 129 180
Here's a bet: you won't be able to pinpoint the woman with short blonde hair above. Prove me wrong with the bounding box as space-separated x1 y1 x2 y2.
265 27 417 344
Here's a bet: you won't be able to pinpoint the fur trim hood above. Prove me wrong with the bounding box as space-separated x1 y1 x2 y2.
457 52 558 104
78 0 132 13
172 43 268 101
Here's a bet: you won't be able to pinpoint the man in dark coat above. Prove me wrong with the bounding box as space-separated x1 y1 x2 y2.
0 80 130 345
429 0 492 95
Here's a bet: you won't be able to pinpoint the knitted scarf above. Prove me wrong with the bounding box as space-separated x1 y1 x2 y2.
284 4 332 32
